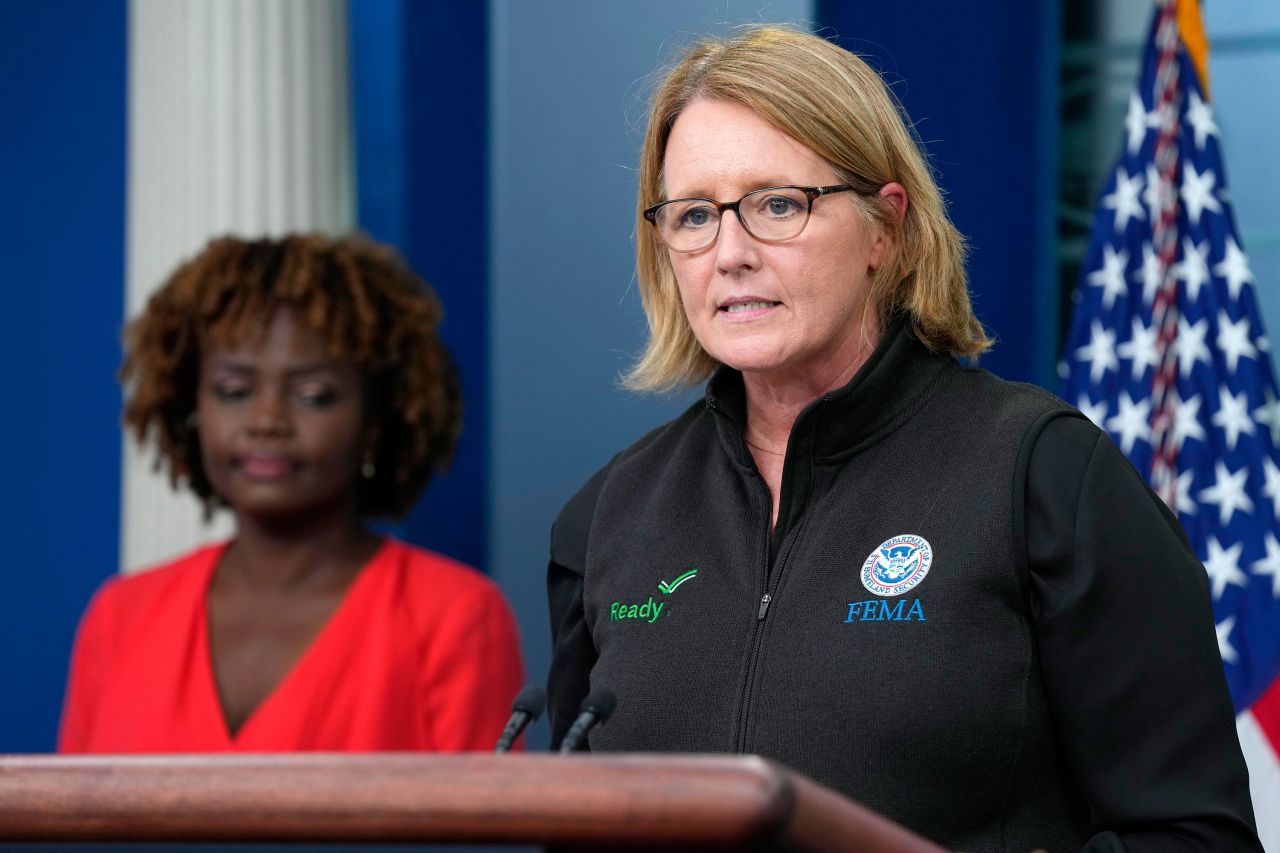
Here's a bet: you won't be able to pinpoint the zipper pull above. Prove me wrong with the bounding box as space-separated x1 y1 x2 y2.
757 593 772 620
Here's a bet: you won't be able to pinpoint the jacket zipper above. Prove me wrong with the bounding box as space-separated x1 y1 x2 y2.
732 473 774 754
709 398 798 754
707 399 774 753
709 395 824 755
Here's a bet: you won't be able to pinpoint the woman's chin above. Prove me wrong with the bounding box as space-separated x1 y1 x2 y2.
702 339 791 377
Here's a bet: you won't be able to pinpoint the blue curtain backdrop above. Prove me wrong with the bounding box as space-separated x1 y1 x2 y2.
815 0 1062 385
0 0 126 751
350 0 490 571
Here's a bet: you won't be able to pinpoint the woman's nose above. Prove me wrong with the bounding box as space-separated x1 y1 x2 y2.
714 210 760 273
247 390 291 435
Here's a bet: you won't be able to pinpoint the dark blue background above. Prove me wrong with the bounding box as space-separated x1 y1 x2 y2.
351 0 491 570
0 0 126 752
818 0 1061 384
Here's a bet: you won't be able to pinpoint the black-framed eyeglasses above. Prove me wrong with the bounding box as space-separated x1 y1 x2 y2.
643 184 855 253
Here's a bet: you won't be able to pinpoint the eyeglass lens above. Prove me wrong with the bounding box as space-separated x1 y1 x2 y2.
653 186 813 251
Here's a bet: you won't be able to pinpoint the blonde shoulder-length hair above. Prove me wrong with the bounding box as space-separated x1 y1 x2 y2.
625 25 991 392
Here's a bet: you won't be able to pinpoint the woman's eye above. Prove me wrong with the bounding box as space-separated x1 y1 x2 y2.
213 383 250 402
297 385 337 407
677 205 716 229
761 195 802 218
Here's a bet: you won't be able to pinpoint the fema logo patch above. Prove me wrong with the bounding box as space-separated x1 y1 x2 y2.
860 534 933 597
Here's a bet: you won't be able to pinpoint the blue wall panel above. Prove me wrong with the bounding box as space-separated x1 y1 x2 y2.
0 1 126 751
349 0 407 251
816 1 1061 385
350 0 488 570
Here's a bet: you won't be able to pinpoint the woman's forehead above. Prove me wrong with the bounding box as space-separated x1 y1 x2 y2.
662 99 836 196
202 306 333 360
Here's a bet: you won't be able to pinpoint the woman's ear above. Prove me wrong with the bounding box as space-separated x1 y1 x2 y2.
879 181 908 224
869 182 909 271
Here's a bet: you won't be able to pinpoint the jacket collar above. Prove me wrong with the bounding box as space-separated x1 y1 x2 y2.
705 316 952 460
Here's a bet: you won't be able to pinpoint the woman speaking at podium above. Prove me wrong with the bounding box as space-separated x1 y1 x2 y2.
546 25 1260 851
60 235 522 752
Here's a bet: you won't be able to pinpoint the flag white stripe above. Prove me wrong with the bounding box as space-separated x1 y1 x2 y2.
1238 710 1280 852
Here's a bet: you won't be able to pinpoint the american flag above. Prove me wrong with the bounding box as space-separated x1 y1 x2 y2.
1060 0 1280 837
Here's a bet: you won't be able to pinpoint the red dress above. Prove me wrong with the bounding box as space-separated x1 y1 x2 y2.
59 539 524 752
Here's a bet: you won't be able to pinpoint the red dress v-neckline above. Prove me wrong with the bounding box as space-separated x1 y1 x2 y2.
58 537 524 753
194 539 389 747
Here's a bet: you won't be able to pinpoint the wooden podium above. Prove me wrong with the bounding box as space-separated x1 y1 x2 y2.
0 753 944 851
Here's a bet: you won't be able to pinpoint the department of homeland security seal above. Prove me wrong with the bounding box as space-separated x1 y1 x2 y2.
860 534 933 596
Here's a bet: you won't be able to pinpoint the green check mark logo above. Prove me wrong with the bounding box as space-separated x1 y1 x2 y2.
658 568 698 595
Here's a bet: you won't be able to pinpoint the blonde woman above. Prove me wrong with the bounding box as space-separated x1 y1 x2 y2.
546 25 1259 851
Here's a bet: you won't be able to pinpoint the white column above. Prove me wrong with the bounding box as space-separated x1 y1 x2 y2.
123 0 354 572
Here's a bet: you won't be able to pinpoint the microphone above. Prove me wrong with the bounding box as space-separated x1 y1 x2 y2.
558 686 617 754
494 684 547 753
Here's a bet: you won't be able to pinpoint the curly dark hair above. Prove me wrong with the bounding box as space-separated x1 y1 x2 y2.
121 233 461 520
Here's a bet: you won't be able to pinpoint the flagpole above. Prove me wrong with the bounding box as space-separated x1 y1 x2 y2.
1148 0 1184 506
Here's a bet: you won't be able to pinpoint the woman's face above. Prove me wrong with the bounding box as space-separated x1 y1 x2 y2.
196 308 369 523
662 98 892 387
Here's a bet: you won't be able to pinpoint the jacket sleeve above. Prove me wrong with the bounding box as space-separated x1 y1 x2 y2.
1025 415 1261 851
546 463 612 749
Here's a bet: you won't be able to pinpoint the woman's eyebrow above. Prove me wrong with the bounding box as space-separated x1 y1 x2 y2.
662 177 806 201
204 358 255 373
287 363 355 377
204 360 349 377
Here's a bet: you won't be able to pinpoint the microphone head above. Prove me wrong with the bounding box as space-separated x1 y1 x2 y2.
511 684 547 719
581 685 617 722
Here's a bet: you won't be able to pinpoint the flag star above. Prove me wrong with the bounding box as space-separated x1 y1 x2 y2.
1211 387 1255 452
1088 245 1130 309
1175 315 1211 377
1181 163 1223 226
1185 90 1220 150
1171 392 1207 452
1117 316 1158 381
1215 312 1257 374
1253 533 1280 598
1076 395 1108 428
1198 461 1253 526
1102 167 1146 232
1213 236 1254 301
1125 91 1151 155
1173 238 1211 302
1203 536 1249 600
1216 615 1238 664
1076 320 1119 384
1254 388 1280 445
1264 456 1280 519
1106 392 1151 454
1173 468 1198 517
1143 163 1168 223
1134 242 1164 305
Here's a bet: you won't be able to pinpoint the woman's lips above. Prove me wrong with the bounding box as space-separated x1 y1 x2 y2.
238 453 294 479
719 298 781 320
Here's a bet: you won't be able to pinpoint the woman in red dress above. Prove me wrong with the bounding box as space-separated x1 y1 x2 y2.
60 234 523 752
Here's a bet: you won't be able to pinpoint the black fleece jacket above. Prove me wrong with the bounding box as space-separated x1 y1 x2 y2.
548 322 1259 852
